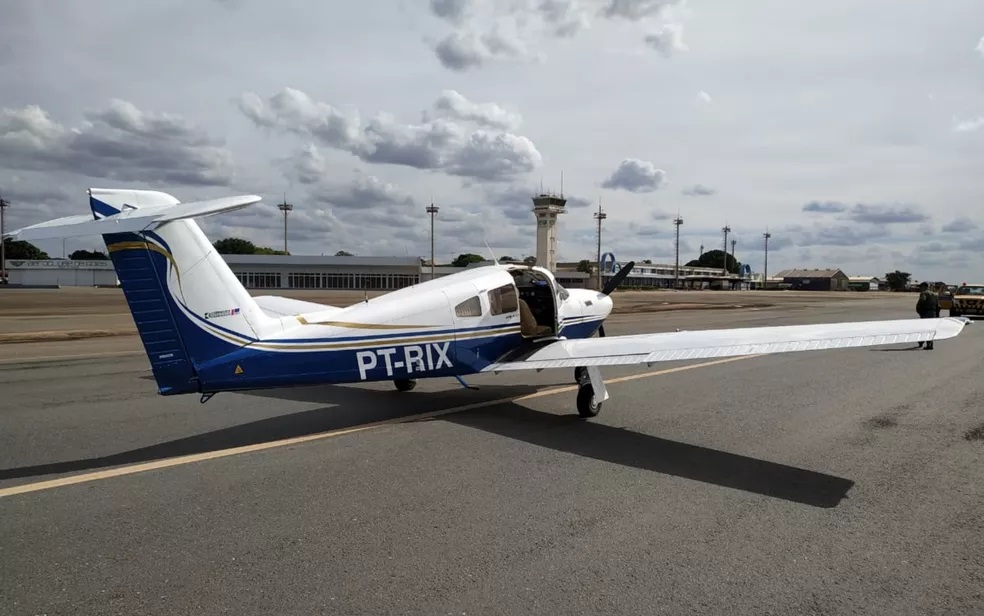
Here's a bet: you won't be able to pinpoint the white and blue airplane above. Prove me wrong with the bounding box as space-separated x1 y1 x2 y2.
4 188 971 418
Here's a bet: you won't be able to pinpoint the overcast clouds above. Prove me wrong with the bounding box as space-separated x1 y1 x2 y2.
1 0 983 281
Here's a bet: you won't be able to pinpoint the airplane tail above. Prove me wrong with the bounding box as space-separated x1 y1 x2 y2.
6 188 281 395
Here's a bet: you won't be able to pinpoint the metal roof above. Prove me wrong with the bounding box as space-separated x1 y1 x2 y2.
775 268 846 278
221 254 421 267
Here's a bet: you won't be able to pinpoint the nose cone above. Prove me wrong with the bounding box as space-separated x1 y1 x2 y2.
596 292 613 318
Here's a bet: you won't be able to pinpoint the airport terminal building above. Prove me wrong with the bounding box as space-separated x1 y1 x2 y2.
4 254 736 291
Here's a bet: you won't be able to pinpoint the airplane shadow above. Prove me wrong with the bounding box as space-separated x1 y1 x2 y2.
1 382 854 508
870 345 928 352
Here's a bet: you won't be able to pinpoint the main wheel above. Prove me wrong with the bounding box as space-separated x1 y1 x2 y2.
576 382 601 418
574 366 588 384
394 378 417 392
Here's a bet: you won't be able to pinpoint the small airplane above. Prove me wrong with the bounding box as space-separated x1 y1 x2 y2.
4 188 972 418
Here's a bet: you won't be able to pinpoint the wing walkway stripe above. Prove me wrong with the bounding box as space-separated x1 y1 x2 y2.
0 355 757 499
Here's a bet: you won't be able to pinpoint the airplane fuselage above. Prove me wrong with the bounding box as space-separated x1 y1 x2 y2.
189 270 612 394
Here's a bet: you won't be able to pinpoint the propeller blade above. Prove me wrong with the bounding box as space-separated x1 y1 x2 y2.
602 260 635 296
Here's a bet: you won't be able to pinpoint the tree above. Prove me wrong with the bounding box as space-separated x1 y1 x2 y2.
213 237 287 255
576 259 593 273
499 255 517 262
213 238 258 254
884 270 911 291
253 246 289 255
334 250 354 256
685 249 741 274
523 256 536 266
2 238 49 259
451 253 485 267
641 259 653 264
69 249 108 260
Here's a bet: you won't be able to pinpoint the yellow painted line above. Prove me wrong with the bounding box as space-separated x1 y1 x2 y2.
0 350 144 366
0 355 757 499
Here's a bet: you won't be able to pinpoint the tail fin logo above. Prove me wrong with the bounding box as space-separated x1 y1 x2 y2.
205 307 241 320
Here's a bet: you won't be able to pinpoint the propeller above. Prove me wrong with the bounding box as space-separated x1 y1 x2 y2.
597 260 635 337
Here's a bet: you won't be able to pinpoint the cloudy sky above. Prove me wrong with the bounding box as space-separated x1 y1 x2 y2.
1 0 982 281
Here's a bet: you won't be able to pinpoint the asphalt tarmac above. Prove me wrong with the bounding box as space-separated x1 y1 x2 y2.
1 296 982 615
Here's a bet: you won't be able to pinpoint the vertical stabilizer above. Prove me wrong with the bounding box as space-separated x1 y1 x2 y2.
88 188 281 394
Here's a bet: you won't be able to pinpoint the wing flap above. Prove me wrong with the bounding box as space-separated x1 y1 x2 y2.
483 317 970 372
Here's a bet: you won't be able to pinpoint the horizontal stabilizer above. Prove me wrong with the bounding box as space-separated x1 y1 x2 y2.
4 194 261 241
483 317 971 372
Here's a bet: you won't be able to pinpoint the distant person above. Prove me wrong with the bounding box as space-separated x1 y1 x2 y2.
916 282 939 350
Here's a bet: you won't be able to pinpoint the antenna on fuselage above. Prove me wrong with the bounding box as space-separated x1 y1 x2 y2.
483 237 499 266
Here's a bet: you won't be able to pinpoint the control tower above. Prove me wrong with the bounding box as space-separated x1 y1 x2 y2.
532 192 567 272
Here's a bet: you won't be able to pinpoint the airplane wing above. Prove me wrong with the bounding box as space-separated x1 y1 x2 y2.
482 317 970 372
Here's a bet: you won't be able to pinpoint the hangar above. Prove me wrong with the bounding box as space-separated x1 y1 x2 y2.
775 268 850 291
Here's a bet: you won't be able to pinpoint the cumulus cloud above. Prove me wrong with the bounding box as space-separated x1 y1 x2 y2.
430 0 471 25
802 201 847 213
425 89 522 130
600 0 679 20
601 158 667 192
941 217 979 233
239 87 542 181
428 0 685 71
682 184 714 196
847 203 928 224
538 0 591 37
434 26 534 71
802 201 929 223
790 224 891 247
644 23 687 57
0 100 235 186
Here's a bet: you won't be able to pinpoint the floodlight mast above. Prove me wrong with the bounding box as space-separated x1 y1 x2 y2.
673 215 683 287
0 195 8 285
426 203 439 280
277 196 293 255
594 199 607 291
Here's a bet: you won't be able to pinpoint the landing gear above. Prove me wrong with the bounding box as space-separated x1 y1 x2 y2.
576 382 601 418
574 365 609 419
394 378 416 391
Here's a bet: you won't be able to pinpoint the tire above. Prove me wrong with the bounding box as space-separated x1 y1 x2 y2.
574 366 588 384
394 379 417 392
576 383 601 418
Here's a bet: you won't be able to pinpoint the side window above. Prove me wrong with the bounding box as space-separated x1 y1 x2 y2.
488 283 518 315
454 296 483 317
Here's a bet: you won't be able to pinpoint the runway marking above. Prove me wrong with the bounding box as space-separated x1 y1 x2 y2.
0 355 757 499
0 350 144 366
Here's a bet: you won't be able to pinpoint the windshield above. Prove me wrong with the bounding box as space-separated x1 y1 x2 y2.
956 286 984 295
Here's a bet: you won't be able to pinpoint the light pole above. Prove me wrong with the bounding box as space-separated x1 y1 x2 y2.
763 230 771 290
0 196 9 285
721 224 731 276
426 202 439 280
277 196 293 255
594 199 607 291
673 215 683 288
